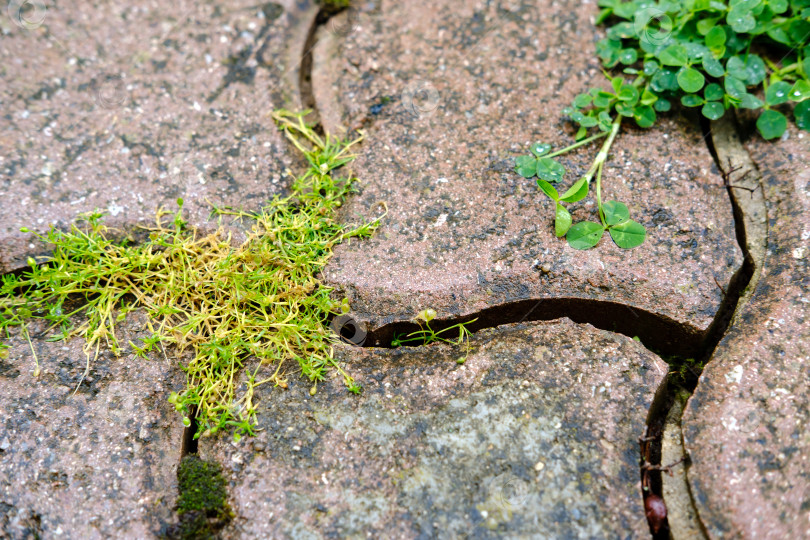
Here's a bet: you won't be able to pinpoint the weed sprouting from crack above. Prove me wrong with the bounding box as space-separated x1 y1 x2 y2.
391 308 476 364
0 109 384 440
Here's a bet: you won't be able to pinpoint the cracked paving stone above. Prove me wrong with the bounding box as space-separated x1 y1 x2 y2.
0 313 183 539
682 123 810 539
0 0 314 273
313 0 742 348
201 319 668 539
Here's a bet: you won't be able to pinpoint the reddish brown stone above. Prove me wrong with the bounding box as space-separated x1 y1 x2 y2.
0 0 313 273
0 315 184 538
314 0 741 347
201 320 667 538
683 122 810 539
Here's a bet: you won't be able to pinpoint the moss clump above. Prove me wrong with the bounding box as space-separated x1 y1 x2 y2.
177 455 230 516
172 455 231 539
319 0 351 9
0 110 382 439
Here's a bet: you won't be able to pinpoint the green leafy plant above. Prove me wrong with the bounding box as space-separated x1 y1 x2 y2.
517 0 810 249
391 308 476 363
0 110 382 439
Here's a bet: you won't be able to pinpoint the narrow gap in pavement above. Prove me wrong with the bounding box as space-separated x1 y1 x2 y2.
299 3 349 131
168 5 349 535
179 405 199 458
353 298 704 359
638 112 767 539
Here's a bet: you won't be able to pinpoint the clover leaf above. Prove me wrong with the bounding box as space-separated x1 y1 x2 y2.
559 177 589 203
677 67 705 93
555 204 572 237
515 155 538 178
757 109 788 140
536 157 566 183
602 200 630 226
567 221 605 250
609 220 647 249
531 143 552 157
796 100 810 131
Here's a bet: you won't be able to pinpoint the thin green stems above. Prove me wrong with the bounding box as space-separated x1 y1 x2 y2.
546 130 609 158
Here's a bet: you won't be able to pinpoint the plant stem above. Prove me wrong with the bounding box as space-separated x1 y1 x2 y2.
546 130 609 158
596 160 606 226
583 118 622 186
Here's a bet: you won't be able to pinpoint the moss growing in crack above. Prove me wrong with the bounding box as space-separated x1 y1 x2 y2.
318 0 351 9
173 455 231 539
177 455 230 516
0 109 383 439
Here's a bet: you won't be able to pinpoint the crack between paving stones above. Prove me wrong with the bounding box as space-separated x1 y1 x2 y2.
171 5 351 534
351 299 704 358
179 0 346 457
326 111 767 538
638 111 768 540
298 3 349 131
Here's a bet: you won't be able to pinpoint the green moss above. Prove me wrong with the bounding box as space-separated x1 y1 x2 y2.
172 455 231 539
0 110 382 439
318 0 351 8
177 455 229 516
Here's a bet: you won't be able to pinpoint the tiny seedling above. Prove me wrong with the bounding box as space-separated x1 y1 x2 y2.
516 0 810 250
391 308 476 362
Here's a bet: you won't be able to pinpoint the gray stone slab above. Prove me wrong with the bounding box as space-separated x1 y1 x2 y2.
0 0 313 272
201 319 668 539
0 314 183 539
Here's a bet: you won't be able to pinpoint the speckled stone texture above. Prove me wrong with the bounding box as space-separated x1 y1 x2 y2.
0 314 184 539
315 0 742 340
200 320 667 539
0 0 313 273
682 123 810 539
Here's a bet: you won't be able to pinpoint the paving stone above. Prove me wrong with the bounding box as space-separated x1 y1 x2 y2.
0 314 184 539
0 0 313 273
682 122 810 539
200 319 668 538
314 0 742 346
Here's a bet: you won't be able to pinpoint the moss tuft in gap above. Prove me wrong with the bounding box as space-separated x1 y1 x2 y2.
170 455 232 539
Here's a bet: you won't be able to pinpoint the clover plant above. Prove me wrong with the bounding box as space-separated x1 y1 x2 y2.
517 0 810 249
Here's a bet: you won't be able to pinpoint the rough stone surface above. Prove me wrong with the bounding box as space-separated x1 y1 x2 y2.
0 0 312 273
0 314 184 539
683 122 810 539
315 0 742 340
201 319 668 538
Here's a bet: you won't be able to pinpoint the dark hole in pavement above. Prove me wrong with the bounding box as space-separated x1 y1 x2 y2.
340 297 705 359
180 405 199 458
